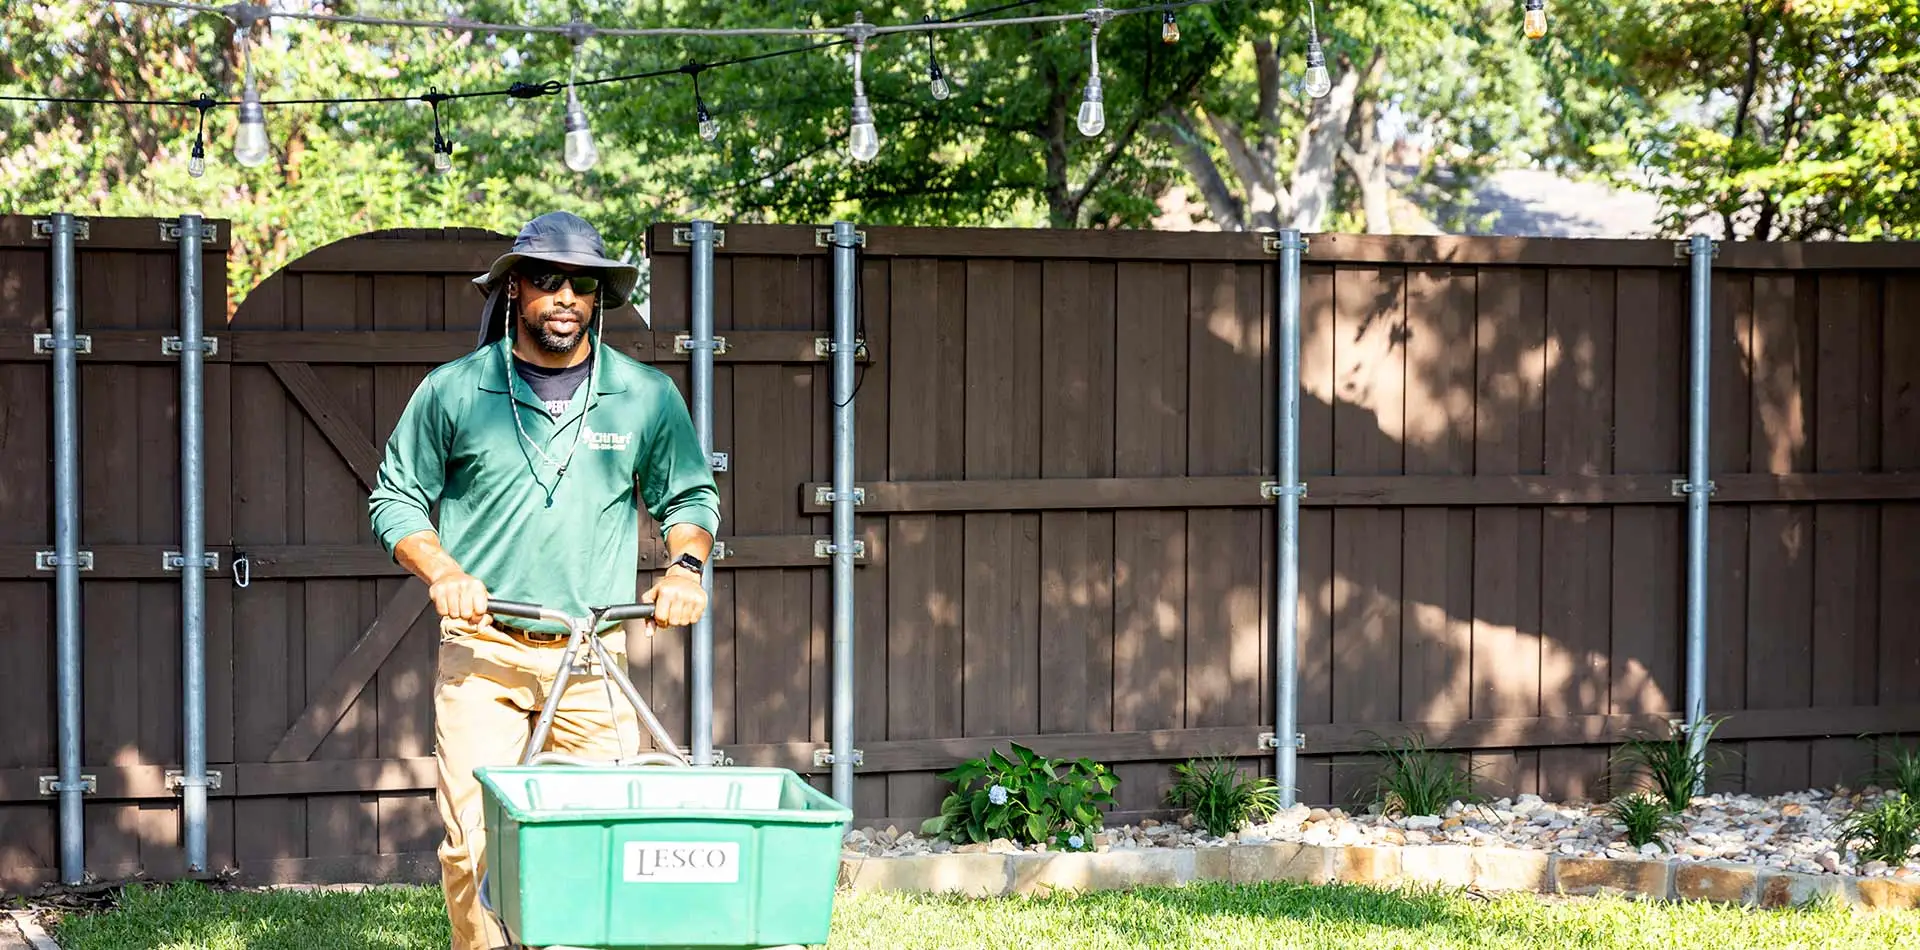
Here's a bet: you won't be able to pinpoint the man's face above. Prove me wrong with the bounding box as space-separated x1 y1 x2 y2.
513 263 601 353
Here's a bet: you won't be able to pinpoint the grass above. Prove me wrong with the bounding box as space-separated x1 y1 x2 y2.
41 878 1920 950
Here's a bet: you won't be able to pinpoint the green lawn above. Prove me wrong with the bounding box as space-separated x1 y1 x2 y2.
41 878 1920 950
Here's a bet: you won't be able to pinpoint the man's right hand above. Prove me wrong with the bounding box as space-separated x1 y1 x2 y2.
430 571 491 622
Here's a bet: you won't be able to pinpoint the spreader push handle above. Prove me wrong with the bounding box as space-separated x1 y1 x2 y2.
598 603 657 622
486 599 545 620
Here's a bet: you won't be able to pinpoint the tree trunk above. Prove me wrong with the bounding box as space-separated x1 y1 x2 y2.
1158 108 1246 227
1286 52 1364 231
1341 47 1392 234
1041 56 1073 227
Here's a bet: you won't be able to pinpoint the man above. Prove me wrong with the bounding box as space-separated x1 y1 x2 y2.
368 211 720 950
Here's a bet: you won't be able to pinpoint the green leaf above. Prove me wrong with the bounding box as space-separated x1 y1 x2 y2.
1026 812 1047 844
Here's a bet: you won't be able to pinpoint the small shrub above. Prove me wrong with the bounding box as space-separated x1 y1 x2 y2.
1365 732 1482 818
1607 791 1682 851
1865 739 1920 800
1612 715 1727 811
1166 757 1281 837
926 743 1117 850
1835 791 1920 867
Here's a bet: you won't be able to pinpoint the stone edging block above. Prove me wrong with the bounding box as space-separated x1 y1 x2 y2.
838 842 1920 912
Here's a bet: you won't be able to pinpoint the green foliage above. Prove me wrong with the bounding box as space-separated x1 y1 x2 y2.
1865 738 1920 800
1835 792 1920 868
1365 732 1482 818
1611 716 1727 812
928 743 1117 850
1606 792 1681 852
1165 757 1281 838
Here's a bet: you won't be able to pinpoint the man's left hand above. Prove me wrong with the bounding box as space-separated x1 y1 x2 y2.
641 571 708 629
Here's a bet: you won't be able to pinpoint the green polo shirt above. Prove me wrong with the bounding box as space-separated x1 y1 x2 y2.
368 334 720 635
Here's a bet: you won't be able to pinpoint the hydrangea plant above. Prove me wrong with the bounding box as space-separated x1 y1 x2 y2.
922 743 1118 851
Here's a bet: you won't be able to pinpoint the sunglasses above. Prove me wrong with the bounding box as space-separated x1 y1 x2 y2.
518 267 603 295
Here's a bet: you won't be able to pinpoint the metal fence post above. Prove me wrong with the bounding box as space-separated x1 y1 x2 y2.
688 220 717 768
1272 229 1306 808
177 213 212 872
1684 232 1716 793
828 221 859 808
48 212 87 884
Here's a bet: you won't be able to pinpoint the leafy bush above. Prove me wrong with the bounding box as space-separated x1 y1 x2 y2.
1836 791 1920 867
1612 715 1727 811
1166 757 1281 837
926 743 1118 850
1366 732 1482 818
1607 792 1682 851
1865 739 1920 800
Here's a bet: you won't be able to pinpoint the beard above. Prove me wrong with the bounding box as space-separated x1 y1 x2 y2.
519 300 590 352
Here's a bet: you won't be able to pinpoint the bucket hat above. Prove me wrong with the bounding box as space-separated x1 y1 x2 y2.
473 210 640 348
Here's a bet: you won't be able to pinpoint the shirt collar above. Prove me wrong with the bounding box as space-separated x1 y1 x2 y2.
476 333 628 395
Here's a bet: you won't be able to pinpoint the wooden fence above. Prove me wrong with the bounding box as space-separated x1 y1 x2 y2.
1 215 1917 890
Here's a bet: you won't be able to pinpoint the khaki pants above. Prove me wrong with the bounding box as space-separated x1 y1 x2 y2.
434 615 641 950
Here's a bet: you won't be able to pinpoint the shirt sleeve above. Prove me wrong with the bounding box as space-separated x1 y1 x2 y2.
639 380 722 539
368 373 450 556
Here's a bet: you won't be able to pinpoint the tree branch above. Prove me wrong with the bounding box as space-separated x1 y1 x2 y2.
1158 107 1245 228
1252 34 1280 169
1067 61 1214 224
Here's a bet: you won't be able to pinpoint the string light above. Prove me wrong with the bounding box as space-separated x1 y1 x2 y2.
561 26 598 172
1524 0 1548 39
924 16 952 100
1162 10 1180 43
847 13 880 163
231 20 270 166
1302 0 1332 100
424 88 453 174
1078 6 1115 137
186 95 211 177
680 66 718 143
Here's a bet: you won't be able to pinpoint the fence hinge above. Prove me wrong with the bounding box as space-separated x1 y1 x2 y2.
1670 479 1716 497
814 538 866 560
1675 239 1720 260
160 221 219 244
34 551 93 571
815 485 866 506
673 333 729 355
1260 480 1307 499
709 451 729 472
1259 732 1306 751
161 336 219 356
1262 233 1309 255
671 226 724 247
163 551 220 572
813 748 863 768
33 333 92 355
40 774 96 796
815 228 867 248
31 218 90 241
165 769 223 792
814 337 870 360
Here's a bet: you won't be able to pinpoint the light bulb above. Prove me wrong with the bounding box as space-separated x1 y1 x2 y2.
233 86 270 167
1524 0 1548 39
188 139 206 178
930 66 951 100
431 142 452 174
563 88 598 172
1162 11 1179 43
1303 40 1332 99
698 103 719 143
1077 80 1105 136
848 92 879 162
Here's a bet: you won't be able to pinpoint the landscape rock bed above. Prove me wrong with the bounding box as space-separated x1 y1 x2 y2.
842 786 1920 887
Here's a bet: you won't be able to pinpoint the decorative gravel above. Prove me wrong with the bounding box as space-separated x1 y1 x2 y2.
843 785 1920 880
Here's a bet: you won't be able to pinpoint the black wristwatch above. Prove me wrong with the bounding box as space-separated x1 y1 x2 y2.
667 552 704 576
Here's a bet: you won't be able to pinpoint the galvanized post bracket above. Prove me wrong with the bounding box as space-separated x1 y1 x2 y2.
165 770 223 792
815 228 867 248
1260 481 1307 499
814 337 870 360
1670 479 1717 497
710 540 728 561
40 774 96 795
1675 239 1721 260
710 451 729 472
1262 233 1310 254
813 748 863 768
34 551 93 571
814 485 866 507
697 749 734 767
673 333 729 355
814 539 866 560
31 218 90 241
163 551 220 572
1258 732 1306 751
162 336 219 356
672 226 724 247
160 221 219 244
33 333 92 355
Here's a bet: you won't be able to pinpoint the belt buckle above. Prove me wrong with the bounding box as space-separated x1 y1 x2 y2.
523 628 567 643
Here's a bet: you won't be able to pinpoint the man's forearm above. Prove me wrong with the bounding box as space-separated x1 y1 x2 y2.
395 530 465 586
664 523 714 575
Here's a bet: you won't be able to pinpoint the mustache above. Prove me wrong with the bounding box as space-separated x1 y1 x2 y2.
529 303 585 321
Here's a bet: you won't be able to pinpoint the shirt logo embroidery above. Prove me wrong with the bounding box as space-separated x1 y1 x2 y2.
583 426 633 451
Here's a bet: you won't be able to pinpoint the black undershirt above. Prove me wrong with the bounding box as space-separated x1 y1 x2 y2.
514 354 592 418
